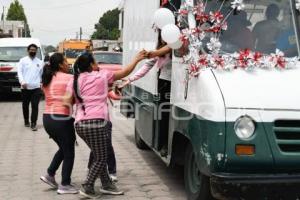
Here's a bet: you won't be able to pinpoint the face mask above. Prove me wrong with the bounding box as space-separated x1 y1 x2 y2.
29 52 36 57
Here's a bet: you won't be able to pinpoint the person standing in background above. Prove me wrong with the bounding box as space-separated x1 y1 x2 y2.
17 44 43 131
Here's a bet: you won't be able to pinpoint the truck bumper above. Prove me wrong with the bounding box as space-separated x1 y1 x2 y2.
211 173 300 199
0 72 21 94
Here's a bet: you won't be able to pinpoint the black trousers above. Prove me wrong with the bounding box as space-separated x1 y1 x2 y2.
21 88 41 124
43 114 76 186
157 79 171 149
87 121 116 174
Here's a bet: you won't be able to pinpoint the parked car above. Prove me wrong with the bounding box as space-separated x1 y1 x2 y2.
93 51 122 71
93 51 123 100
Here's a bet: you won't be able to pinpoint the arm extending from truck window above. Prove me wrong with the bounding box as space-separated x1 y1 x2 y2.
128 58 158 82
128 45 172 82
114 50 147 80
147 45 172 58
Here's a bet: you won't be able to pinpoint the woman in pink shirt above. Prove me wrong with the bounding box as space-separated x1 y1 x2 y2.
40 53 78 194
64 51 146 199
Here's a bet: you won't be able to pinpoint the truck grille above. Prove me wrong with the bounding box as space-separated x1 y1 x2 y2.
0 72 19 86
274 120 300 152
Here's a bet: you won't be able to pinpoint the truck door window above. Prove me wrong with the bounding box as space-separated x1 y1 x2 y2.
220 1 297 57
174 0 298 58
0 47 42 62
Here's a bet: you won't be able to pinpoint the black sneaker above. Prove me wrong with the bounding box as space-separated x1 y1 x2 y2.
24 122 30 127
31 123 38 131
100 182 124 195
79 184 98 199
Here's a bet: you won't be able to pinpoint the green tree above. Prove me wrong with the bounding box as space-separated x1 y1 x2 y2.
6 0 31 37
92 8 120 40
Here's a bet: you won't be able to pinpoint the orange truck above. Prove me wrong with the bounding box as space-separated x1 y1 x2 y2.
58 39 93 66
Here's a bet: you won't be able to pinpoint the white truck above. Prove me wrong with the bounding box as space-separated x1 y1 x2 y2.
121 0 300 199
0 38 44 95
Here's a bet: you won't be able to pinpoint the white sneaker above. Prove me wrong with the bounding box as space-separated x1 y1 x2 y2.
57 184 78 194
40 174 58 189
109 174 118 182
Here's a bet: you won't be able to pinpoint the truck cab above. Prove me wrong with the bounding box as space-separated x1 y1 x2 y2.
58 39 92 66
121 0 300 199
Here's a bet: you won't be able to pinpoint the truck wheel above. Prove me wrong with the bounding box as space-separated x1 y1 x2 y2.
184 144 214 200
135 127 148 150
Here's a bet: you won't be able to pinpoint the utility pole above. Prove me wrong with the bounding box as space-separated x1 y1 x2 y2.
1 6 4 20
79 27 82 41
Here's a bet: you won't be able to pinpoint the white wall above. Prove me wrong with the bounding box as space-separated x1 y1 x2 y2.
0 20 24 38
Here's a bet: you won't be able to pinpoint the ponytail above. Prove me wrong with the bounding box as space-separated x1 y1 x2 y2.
72 52 95 115
41 53 65 87
42 63 55 87
73 61 86 115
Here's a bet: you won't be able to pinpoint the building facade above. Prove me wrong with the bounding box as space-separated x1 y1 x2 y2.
0 20 25 38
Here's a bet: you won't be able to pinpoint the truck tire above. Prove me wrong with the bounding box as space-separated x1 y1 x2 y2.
135 127 149 150
184 144 215 200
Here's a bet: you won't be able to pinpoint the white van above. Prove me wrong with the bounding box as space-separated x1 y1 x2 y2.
120 0 300 199
0 38 44 94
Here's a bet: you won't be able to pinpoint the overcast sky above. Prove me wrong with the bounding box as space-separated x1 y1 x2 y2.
1 0 121 46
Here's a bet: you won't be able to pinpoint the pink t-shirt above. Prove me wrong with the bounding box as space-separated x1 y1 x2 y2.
43 72 73 116
66 70 114 123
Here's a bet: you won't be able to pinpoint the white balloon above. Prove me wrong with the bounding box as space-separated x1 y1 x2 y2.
161 24 181 44
154 8 175 29
168 40 183 49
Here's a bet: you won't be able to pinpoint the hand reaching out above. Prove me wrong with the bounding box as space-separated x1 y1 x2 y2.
135 50 148 62
146 51 154 59
21 82 28 89
118 79 130 89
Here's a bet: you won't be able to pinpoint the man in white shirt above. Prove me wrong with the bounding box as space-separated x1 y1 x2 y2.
17 44 44 131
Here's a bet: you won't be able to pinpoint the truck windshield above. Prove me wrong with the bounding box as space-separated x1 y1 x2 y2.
65 49 85 58
0 47 42 62
212 0 298 57
94 53 122 64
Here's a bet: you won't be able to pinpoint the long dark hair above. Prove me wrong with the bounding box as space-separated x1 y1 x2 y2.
42 53 64 87
73 52 95 114
156 30 166 50
157 30 172 58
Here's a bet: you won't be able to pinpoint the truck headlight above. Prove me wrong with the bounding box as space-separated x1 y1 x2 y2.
234 116 256 140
